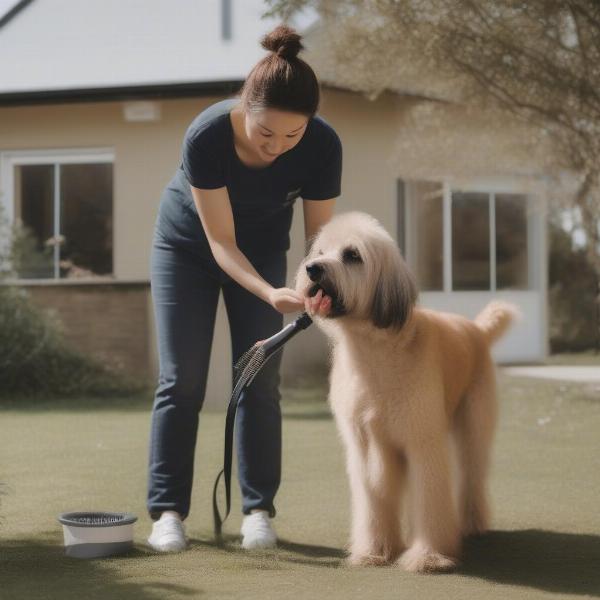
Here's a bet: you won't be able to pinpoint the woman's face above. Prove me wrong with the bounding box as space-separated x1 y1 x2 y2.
244 108 309 162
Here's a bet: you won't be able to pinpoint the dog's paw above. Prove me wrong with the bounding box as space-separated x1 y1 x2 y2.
398 545 457 573
347 552 394 567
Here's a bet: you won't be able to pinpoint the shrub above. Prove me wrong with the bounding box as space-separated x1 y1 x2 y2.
0 209 144 399
548 223 599 352
0 285 144 398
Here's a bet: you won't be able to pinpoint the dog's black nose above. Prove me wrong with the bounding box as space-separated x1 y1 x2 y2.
306 262 324 282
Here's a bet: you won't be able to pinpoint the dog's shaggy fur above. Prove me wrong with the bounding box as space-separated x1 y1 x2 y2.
295 211 518 573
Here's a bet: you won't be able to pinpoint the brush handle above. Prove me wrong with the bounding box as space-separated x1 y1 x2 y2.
246 312 313 386
262 312 313 354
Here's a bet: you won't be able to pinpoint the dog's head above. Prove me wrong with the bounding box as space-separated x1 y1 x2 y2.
295 211 418 330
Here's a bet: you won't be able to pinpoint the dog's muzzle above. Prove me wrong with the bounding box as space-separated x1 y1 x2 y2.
306 261 327 298
306 262 324 283
305 262 346 317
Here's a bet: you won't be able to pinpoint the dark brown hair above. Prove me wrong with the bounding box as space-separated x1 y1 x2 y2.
240 25 320 117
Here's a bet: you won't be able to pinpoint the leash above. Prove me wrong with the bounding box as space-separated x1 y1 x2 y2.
212 312 313 538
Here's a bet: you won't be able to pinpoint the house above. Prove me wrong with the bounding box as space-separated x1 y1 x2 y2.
0 0 551 405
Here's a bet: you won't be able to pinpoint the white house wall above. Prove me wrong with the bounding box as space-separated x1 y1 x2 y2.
420 291 547 363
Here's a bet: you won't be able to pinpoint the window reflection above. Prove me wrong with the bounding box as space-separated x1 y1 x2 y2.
496 194 528 289
13 162 113 279
414 182 443 291
452 192 490 291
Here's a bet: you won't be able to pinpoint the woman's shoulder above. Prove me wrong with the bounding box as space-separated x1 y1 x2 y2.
306 114 342 151
184 99 238 147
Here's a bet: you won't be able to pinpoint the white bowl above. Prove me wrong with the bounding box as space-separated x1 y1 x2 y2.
58 512 137 559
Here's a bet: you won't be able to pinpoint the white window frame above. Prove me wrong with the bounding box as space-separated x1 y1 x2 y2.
402 178 541 293
0 148 115 280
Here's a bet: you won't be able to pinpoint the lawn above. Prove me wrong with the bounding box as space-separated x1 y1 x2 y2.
544 351 600 366
1 372 599 600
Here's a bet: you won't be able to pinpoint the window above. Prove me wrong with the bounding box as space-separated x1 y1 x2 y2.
452 192 490 290
3 151 113 280
412 182 444 291
495 193 528 289
400 180 530 292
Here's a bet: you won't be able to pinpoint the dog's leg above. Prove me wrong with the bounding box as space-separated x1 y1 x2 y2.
454 361 498 536
338 419 405 566
399 438 460 573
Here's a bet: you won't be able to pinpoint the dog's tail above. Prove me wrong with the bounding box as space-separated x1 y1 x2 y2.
474 301 520 345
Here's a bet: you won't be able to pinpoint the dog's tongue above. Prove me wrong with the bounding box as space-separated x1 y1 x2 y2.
308 284 322 298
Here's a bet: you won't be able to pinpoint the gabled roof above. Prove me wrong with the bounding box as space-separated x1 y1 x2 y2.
0 0 285 104
0 0 33 29
0 0 451 107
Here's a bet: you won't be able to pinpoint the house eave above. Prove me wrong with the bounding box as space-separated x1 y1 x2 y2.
0 77 458 109
0 80 246 107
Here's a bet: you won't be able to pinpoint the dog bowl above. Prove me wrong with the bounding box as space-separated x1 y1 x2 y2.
58 512 137 559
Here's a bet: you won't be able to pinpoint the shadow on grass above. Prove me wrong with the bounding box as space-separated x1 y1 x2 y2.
0 392 153 413
282 408 332 421
189 533 345 568
0 390 330 416
460 529 600 597
1 533 198 599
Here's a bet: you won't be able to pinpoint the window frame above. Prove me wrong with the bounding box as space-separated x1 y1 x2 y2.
400 178 538 293
0 147 115 281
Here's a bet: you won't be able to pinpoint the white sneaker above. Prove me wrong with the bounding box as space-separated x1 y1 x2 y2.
148 512 187 552
241 510 277 550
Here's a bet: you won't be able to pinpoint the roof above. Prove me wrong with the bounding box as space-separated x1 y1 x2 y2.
0 0 290 104
0 0 450 107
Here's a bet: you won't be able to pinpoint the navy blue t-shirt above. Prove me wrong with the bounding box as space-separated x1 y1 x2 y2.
157 99 342 258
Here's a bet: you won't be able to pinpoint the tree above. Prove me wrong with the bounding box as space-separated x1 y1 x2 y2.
268 0 600 281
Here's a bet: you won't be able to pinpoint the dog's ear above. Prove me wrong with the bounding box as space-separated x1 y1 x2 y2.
371 260 417 330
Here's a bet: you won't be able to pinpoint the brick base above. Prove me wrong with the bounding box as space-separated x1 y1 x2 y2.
23 281 152 381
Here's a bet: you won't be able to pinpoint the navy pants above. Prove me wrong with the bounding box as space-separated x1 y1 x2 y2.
147 227 286 521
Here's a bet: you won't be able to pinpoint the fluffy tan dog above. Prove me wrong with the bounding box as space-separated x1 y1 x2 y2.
295 211 518 573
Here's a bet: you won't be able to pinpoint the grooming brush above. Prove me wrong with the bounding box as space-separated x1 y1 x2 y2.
212 311 313 537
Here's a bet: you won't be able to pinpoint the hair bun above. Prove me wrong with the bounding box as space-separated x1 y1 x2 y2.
261 24 303 60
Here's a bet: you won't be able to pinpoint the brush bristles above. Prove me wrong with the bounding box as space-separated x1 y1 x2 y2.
233 345 267 388
234 345 258 377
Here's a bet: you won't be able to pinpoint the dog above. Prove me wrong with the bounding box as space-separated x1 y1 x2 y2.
295 211 518 573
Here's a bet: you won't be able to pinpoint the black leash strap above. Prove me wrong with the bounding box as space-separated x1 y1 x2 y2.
212 382 240 538
212 348 257 538
212 312 312 538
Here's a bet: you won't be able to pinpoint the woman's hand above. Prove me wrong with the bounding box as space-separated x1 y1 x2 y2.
268 287 305 314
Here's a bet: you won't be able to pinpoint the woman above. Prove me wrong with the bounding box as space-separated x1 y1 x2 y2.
147 24 341 552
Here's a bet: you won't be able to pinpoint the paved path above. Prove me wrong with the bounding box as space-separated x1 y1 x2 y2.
502 365 600 383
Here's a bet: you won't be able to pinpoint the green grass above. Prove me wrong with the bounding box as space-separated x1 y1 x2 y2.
1 374 599 600
545 351 600 366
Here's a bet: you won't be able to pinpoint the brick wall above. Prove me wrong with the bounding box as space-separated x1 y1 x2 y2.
23 282 153 381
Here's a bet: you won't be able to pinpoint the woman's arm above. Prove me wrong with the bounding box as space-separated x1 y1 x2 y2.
190 185 303 312
303 198 336 254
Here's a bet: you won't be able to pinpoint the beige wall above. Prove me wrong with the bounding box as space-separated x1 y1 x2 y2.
0 89 551 405
0 90 410 404
285 90 408 382
0 90 410 279
0 97 220 280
